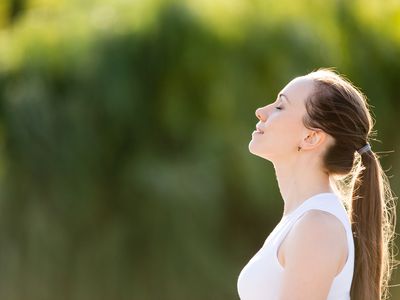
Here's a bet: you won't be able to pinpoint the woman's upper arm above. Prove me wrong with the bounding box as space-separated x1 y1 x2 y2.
277 210 347 300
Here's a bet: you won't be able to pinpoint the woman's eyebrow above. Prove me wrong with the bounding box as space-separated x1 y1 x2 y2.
278 93 291 104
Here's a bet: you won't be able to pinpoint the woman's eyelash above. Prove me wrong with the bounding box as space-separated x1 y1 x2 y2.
275 106 283 110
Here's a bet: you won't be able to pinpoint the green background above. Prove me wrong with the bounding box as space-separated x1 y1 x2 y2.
0 0 399 299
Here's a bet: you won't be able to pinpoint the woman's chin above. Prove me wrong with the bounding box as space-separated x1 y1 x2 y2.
248 141 265 155
248 141 275 160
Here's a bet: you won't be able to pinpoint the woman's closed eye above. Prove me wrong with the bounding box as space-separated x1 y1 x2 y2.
275 106 283 110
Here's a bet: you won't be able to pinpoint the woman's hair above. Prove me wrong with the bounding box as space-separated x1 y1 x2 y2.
302 68 398 300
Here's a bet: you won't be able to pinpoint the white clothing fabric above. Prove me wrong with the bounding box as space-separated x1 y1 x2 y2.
237 192 355 300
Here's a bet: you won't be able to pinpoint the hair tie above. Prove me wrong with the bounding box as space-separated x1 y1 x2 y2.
357 143 371 155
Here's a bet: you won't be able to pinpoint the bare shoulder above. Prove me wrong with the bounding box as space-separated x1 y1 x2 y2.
286 209 348 260
296 209 347 236
277 210 348 299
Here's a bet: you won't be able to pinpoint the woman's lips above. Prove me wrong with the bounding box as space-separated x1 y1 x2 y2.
255 126 264 134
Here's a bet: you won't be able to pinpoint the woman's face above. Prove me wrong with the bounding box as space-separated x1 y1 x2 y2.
249 76 315 162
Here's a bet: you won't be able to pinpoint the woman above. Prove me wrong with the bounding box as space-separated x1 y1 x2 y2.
237 68 397 300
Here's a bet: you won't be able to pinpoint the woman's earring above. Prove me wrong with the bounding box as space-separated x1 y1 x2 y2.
297 146 302 152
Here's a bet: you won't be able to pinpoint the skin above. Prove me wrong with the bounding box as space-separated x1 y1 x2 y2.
249 76 349 300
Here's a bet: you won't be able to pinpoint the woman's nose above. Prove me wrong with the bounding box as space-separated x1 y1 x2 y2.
255 107 266 121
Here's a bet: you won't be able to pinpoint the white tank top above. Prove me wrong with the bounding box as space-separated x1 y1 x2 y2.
237 192 355 300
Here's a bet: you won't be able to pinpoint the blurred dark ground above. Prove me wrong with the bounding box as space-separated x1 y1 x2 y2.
0 0 399 299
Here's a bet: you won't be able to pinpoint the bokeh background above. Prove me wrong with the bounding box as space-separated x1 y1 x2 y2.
0 0 399 299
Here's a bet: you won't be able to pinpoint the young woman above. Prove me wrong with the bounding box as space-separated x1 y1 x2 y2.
237 68 397 300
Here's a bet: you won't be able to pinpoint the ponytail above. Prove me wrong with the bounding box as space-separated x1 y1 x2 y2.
350 149 398 300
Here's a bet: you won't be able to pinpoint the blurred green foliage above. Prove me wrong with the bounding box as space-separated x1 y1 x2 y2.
0 0 399 299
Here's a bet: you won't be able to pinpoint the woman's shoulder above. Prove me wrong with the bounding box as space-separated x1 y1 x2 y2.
283 209 348 272
296 209 348 238
276 209 350 299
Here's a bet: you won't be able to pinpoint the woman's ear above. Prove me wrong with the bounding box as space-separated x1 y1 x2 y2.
300 129 326 151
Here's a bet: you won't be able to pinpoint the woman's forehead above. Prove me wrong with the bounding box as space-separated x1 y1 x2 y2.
280 76 314 105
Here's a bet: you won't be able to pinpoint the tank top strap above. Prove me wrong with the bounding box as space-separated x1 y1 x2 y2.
272 193 351 248
282 193 348 223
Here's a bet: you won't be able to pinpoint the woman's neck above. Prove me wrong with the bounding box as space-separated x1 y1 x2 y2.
273 157 334 217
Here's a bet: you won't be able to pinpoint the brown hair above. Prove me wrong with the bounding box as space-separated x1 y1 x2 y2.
302 68 398 300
